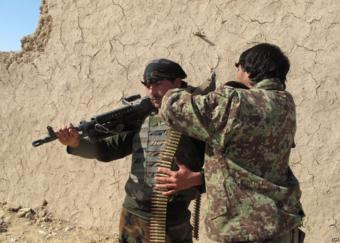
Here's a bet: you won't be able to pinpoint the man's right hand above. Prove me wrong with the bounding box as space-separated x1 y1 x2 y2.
54 124 80 148
155 159 203 196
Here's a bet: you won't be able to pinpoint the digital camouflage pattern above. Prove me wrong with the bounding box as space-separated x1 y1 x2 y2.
160 79 304 242
119 208 150 243
119 208 193 243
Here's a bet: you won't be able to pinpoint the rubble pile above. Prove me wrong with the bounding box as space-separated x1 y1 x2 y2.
0 201 117 243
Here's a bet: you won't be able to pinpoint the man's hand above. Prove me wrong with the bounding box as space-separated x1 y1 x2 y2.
155 159 203 196
54 123 80 148
185 70 216 95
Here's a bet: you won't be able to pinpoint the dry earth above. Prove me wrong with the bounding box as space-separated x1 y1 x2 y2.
0 201 118 243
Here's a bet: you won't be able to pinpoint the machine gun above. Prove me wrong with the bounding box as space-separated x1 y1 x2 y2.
32 95 155 147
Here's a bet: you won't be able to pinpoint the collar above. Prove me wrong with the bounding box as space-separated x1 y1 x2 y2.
225 81 249 89
254 78 285 91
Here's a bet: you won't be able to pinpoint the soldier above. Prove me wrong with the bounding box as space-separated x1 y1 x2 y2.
159 43 305 243
54 59 205 243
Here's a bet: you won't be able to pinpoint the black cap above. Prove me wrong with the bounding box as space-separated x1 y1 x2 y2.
142 59 187 85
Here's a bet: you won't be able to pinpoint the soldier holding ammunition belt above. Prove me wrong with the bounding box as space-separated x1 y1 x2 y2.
160 43 305 243
54 59 206 243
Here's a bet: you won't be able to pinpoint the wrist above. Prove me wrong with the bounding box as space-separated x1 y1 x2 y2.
68 139 80 148
192 171 203 187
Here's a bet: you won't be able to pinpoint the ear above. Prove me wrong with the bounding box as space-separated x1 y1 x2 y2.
174 78 182 88
244 73 256 88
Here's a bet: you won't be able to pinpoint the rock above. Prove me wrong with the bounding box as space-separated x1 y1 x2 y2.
24 210 36 220
38 229 47 235
0 218 8 233
7 204 21 213
37 209 47 218
0 208 6 219
42 200 48 207
3 215 12 223
17 208 33 218
43 216 52 222
64 226 74 232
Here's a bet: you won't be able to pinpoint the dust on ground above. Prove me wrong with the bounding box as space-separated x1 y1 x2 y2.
0 201 118 243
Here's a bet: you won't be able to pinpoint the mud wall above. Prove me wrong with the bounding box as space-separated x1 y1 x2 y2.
0 0 339 242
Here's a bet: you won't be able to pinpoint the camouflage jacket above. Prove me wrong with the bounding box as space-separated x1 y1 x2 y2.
160 79 304 242
67 114 205 225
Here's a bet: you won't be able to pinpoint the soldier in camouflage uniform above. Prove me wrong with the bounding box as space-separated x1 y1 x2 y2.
160 43 305 243
53 59 205 243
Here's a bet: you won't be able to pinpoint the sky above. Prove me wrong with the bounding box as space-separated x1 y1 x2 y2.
0 0 41 52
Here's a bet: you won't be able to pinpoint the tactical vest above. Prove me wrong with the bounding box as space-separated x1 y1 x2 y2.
124 114 204 220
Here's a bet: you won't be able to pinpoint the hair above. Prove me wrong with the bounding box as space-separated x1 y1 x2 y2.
237 43 290 84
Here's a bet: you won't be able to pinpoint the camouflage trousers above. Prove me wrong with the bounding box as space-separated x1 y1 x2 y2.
118 208 193 243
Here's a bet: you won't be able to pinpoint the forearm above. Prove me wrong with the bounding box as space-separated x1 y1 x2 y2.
67 131 134 162
67 138 98 159
160 88 212 142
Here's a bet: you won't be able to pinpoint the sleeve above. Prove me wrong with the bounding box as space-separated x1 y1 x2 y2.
67 131 135 162
160 87 236 148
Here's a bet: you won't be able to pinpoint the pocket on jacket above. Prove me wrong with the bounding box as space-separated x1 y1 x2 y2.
204 190 235 243
206 175 239 221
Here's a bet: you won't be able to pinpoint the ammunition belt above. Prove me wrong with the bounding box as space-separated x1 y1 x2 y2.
149 129 181 243
149 129 201 242
192 193 201 240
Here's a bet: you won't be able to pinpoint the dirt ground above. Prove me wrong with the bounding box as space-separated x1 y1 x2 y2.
0 201 118 243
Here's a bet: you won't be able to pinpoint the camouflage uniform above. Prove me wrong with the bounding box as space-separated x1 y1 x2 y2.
119 208 193 243
160 79 304 242
67 114 205 243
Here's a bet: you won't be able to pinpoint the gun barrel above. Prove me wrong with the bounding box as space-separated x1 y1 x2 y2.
32 136 57 147
32 126 58 147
